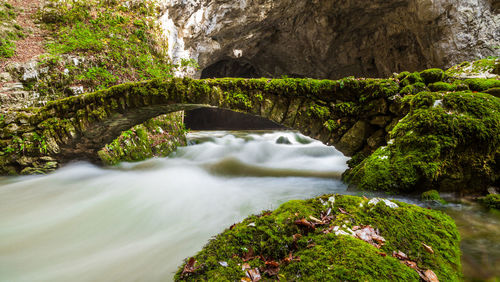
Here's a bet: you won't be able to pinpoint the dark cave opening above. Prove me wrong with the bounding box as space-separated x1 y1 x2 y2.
200 59 260 78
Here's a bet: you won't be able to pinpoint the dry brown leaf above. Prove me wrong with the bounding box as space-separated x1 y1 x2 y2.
309 215 324 224
242 247 255 262
294 218 315 230
241 277 252 282
338 207 349 214
181 257 200 277
422 242 434 254
246 268 261 281
354 225 386 248
392 250 409 260
420 269 439 282
242 263 251 271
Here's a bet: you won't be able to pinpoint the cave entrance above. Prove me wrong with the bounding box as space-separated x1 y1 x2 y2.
184 108 288 131
200 59 260 78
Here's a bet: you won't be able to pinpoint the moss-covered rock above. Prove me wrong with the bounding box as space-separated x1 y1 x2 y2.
420 68 444 84
478 194 500 210
445 58 499 78
344 91 500 194
428 82 456 92
463 78 500 92
175 194 461 281
97 112 186 165
421 190 446 204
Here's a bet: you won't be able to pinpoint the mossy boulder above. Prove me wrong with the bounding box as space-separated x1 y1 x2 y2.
428 82 456 92
175 194 461 281
344 91 500 194
421 190 446 204
464 78 500 92
478 194 500 210
420 68 444 84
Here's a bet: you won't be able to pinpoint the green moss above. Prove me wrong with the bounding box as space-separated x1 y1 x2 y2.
400 82 428 95
0 1 24 60
420 68 444 84
345 91 500 194
175 194 461 281
463 78 500 92
478 194 500 210
445 58 499 78
399 72 424 87
428 82 456 92
98 112 187 165
421 190 446 204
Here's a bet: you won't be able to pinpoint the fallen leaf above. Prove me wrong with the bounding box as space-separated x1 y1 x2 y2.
264 260 280 276
294 218 315 230
309 215 325 224
181 257 200 277
283 252 301 264
354 225 386 248
378 252 387 257
422 242 434 254
392 250 409 260
242 263 251 271
219 261 228 267
243 247 255 262
338 207 348 214
246 268 261 281
403 260 418 270
307 243 316 248
352 225 360 231
230 223 236 230
241 277 252 282
421 269 439 282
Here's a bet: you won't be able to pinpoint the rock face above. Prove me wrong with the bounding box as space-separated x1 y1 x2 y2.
159 0 499 79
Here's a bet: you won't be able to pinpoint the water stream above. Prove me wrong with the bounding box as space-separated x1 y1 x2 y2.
0 131 498 281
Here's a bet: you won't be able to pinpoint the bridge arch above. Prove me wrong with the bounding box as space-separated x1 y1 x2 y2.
31 77 404 164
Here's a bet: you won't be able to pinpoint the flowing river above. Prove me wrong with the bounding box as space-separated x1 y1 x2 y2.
0 131 498 281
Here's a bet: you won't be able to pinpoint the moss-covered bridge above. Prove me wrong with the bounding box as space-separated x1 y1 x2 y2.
1 72 499 195
3 77 403 163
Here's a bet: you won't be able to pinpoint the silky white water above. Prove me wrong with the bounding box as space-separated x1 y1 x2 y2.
0 131 349 281
0 131 498 281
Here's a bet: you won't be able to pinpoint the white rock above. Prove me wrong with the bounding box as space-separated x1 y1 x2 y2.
368 198 399 208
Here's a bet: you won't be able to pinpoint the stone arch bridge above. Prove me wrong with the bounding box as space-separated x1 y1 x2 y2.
0 77 405 174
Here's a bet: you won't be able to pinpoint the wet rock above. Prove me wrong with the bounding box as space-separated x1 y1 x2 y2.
276 136 292 144
367 129 385 148
369 116 392 127
336 121 370 156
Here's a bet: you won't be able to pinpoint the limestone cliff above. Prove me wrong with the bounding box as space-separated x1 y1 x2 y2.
159 0 499 79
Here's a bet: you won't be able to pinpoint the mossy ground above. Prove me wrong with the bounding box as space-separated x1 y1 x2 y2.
175 194 461 281
0 1 25 60
34 0 190 98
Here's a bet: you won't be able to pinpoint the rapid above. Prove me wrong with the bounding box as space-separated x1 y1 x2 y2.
0 131 498 281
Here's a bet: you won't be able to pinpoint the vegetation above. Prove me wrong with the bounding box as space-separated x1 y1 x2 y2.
421 190 446 204
98 113 186 165
344 90 500 194
175 194 461 281
0 1 25 60
478 194 500 210
34 0 182 96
